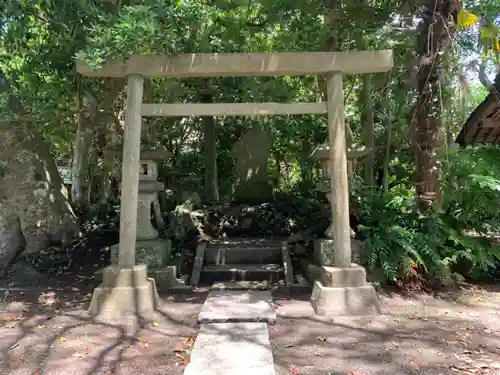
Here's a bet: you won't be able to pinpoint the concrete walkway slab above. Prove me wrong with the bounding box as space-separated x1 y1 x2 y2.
184 322 275 375
198 289 276 324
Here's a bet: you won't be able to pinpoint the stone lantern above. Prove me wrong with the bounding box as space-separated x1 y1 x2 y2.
302 143 379 308
102 145 186 290
310 143 370 238
135 148 168 241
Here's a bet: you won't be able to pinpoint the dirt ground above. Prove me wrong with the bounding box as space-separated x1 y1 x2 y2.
0 284 499 375
0 288 206 375
271 285 500 375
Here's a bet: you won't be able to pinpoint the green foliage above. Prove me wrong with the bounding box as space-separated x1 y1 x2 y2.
442 147 500 233
358 185 438 281
357 147 500 283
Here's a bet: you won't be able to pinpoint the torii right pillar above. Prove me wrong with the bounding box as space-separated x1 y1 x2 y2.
310 72 381 316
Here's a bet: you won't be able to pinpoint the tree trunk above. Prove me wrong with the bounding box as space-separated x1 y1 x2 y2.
360 74 375 186
203 115 219 202
1 119 79 257
382 93 393 193
201 82 219 203
273 150 282 187
0 203 25 272
71 82 95 212
414 0 458 210
92 79 125 209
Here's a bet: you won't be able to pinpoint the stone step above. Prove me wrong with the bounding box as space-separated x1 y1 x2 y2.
198 289 276 324
200 264 284 283
211 281 272 290
183 322 276 375
204 245 282 265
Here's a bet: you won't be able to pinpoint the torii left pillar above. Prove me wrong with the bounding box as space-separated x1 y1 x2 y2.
88 74 159 317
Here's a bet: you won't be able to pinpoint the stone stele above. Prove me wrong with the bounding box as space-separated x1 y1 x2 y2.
232 127 273 203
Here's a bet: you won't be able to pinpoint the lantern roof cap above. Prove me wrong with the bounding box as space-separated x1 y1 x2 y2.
310 143 371 160
105 144 171 160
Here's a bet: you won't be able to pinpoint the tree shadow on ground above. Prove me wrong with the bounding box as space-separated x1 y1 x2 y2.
270 289 500 375
0 289 208 375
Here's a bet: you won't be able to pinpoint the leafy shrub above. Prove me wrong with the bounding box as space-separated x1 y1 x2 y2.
355 147 500 284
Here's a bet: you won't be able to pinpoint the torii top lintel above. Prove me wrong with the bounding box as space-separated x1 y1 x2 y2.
76 50 393 78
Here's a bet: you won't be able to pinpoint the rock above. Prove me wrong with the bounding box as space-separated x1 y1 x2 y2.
288 233 304 243
165 194 363 248
180 191 201 208
202 196 331 239
292 244 308 256
167 202 203 240
7 260 47 286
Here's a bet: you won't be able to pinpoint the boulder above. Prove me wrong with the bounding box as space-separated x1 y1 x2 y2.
0 120 79 264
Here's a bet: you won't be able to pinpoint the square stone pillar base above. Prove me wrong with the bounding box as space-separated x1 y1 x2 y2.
111 239 172 268
106 240 186 291
310 264 381 316
88 264 160 317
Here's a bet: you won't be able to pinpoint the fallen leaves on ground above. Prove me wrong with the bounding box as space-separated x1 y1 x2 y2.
72 347 90 358
139 336 149 348
172 336 196 366
173 335 195 352
448 327 500 374
0 315 23 327
175 352 190 366
313 345 321 357
184 335 195 348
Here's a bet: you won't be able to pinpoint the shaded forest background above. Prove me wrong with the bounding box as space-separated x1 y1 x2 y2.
0 0 499 288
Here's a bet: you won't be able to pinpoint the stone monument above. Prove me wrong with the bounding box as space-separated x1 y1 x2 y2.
306 143 381 316
104 146 186 291
232 127 273 202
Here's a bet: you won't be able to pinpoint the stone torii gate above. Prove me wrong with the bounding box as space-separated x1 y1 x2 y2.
76 50 393 316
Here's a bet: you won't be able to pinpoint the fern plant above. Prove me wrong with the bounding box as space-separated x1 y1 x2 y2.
356 146 500 284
